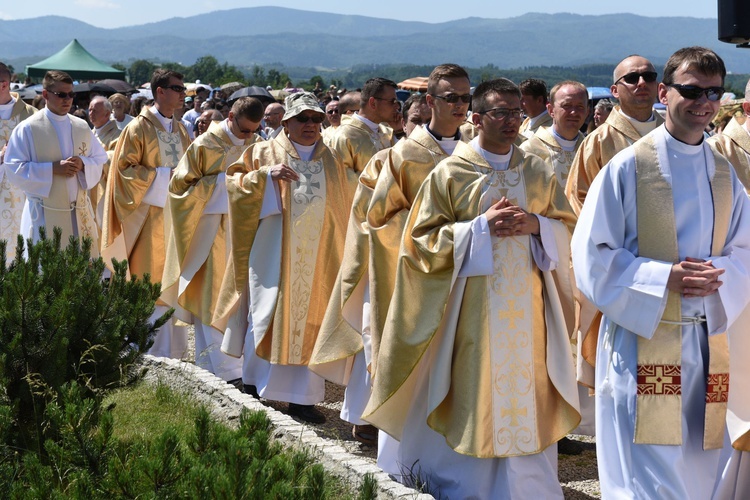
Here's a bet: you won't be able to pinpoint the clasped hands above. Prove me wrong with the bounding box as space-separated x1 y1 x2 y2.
667 257 724 298
52 156 84 177
269 163 299 183
484 196 540 237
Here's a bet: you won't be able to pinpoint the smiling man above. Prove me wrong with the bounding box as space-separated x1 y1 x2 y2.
572 46 750 499
213 92 350 425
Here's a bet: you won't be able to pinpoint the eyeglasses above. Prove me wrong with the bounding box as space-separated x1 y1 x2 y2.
476 107 524 120
373 97 401 107
667 83 725 102
48 90 76 99
294 113 325 124
233 116 255 134
432 93 472 104
615 71 658 86
164 85 187 93
326 109 340 115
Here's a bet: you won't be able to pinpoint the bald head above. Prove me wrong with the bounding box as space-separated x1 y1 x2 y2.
611 55 658 121
264 103 285 129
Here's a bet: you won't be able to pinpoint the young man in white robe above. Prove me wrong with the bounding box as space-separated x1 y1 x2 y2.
4 70 105 254
572 46 750 500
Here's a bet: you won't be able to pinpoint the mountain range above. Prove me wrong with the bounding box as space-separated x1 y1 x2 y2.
1 7 748 74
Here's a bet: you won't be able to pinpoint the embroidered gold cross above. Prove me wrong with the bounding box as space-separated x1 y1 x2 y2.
499 300 524 330
501 397 527 427
645 366 675 393
78 142 88 156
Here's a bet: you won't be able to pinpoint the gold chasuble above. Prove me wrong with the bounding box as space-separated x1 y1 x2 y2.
212 132 349 366
161 121 259 325
520 126 584 188
633 135 731 449
363 142 580 458
101 107 189 288
25 111 99 254
0 95 36 258
710 117 750 193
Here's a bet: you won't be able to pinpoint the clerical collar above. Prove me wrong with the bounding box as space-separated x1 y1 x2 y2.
353 113 380 133
550 127 579 152
44 107 68 122
663 125 704 153
470 137 512 171
620 109 655 123
149 106 173 133
221 119 245 146
528 110 549 129
425 124 460 141
291 140 317 161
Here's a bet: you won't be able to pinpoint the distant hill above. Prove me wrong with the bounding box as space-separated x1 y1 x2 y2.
1 8 747 74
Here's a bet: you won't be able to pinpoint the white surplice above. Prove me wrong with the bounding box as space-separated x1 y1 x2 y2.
571 125 750 500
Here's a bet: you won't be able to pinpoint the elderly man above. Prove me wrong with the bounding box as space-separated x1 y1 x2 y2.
401 94 431 137
102 69 191 359
4 70 106 253
312 63 472 457
593 99 614 129
363 78 579 498
263 102 285 140
710 77 750 192
161 97 263 382
328 78 398 201
213 92 350 424
87 95 122 231
196 109 223 137
321 100 341 138
518 78 552 140
521 80 588 189
0 62 36 261
572 46 750 500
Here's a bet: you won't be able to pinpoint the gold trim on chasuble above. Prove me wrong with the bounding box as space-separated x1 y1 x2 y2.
481 164 540 455
634 135 731 449
0 115 24 252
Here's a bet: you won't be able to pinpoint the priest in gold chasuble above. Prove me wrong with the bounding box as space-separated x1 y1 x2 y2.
101 69 191 359
161 97 263 381
213 92 349 423
710 102 750 193
363 79 580 499
572 48 750 500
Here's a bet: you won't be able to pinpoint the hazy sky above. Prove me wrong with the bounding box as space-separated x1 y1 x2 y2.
0 0 717 29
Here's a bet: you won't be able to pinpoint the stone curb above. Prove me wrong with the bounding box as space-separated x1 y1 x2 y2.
140 355 433 499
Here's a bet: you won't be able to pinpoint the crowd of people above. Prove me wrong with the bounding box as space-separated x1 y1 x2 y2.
1 45 750 498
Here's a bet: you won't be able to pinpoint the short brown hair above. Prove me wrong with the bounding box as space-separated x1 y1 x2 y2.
0 62 11 82
43 70 73 90
427 63 469 95
549 80 588 106
150 68 184 94
472 78 521 113
231 96 263 122
361 77 397 107
519 78 548 104
662 46 726 86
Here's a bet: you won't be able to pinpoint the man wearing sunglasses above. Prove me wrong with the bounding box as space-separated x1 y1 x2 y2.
328 77 397 202
363 78 578 498
566 55 662 215
710 77 750 193
161 97 263 385
4 70 106 257
320 100 341 145
214 92 350 425
102 68 191 360
0 61 37 262
573 47 750 499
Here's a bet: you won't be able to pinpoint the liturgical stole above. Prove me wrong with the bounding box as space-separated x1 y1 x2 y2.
634 134 731 449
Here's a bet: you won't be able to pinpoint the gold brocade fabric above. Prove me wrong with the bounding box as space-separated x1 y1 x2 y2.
161 121 259 326
0 95 35 259
519 112 553 140
520 126 584 189
709 117 750 193
212 132 350 366
101 107 189 287
363 142 579 458
633 134 731 449
327 117 394 204
565 106 664 215
91 119 122 231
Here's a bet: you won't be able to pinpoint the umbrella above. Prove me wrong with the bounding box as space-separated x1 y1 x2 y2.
97 79 135 94
587 87 613 100
269 89 290 102
220 81 244 93
74 82 117 95
229 86 275 104
398 77 429 92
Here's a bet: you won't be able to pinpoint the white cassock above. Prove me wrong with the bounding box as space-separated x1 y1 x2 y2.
4 108 106 244
237 142 325 405
571 126 750 500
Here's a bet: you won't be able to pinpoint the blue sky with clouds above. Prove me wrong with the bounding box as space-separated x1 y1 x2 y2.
0 1 718 29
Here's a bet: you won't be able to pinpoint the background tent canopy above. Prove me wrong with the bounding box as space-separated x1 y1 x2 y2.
26 39 125 80
397 77 429 92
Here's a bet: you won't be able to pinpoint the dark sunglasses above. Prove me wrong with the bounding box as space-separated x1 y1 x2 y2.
164 85 187 93
432 93 472 104
294 114 325 124
615 71 658 85
667 83 724 102
233 116 255 134
48 90 76 99
326 109 340 115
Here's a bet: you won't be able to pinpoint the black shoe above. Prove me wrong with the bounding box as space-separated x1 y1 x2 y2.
288 403 326 424
243 384 259 398
558 436 585 455
227 378 243 390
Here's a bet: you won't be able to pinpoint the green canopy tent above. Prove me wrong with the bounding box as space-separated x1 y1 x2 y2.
26 39 125 80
